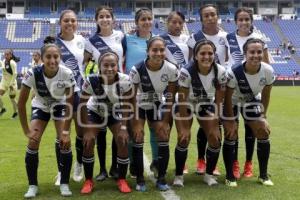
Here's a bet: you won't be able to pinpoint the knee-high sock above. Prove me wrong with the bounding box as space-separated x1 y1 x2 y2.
10 98 17 113
25 147 39 185
197 127 207 160
60 149 72 184
55 138 61 172
175 145 188 176
234 138 239 161
223 139 235 180
82 155 94 180
96 129 107 171
132 143 144 183
75 136 83 164
111 138 118 170
117 157 129 179
245 124 255 161
206 146 220 175
257 139 270 179
158 142 169 179
150 127 158 161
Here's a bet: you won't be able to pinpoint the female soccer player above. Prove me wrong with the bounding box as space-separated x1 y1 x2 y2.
18 43 75 198
160 11 190 68
226 7 270 179
54 10 86 184
129 36 178 191
123 8 159 177
174 39 227 187
0 49 19 119
31 51 42 68
84 6 125 180
187 4 228 175
223 38 275 187
79 51 132 194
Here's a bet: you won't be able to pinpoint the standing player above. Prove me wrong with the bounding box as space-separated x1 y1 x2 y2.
160 11 190 173
31 51 42 68
174 40 226 187
0 49 19 119
18 43 75 198
123 8 160 177
130 36 178 191
160 11 190 68
84 6 125 180
226 7 270 179
54 10 86 184
187 4 228 175
223 38 275 187
79 52 132 194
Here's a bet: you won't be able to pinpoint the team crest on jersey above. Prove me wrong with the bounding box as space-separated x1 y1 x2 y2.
161 74 169 82
259 77 267 86
57 80 65 88
220 72 227 83
77 41 84 49
219 38 226 46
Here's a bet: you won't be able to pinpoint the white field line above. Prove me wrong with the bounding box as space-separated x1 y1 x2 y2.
143 153 181 200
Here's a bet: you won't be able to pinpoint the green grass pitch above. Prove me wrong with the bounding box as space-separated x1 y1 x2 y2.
0 86 299 200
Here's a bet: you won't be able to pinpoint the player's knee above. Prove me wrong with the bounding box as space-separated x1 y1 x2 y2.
28 139 40 150
177 135 190 148
256 127 270 140
83 135 95 152
207 133 221 149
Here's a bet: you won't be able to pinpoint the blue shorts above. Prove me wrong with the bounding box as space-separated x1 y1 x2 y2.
87 109 120 127
138 102 168 122
31 105 65 121
240 103 262 121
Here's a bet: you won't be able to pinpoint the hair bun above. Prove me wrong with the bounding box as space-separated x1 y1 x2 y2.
44 36 56 44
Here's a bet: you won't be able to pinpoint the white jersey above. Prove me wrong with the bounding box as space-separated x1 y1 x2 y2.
58 34 85 91
227 31 267 68
227 62 275 105
130 60 178 110
82 72 132 117
178 63 227 105
187 30 228 66
164 34 189 67
85 30 125 73
22 65 76 112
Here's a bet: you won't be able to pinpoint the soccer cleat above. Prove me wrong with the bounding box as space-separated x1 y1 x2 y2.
173 175 184 187
135 183 146 192
73 161 83 182
183 164 189 174
213 167 221 176
150 160 159 178
233 160 241 179
24 185 38 198
156 178 170 191
0 108 6 116
196 159 206 174
54 172 61 186
156 182 170 191
80 179 94 194
203 173 218 186
243 161 254 178
11 112 18 119
225 179 238 187
95 170 108 182
117 179 132 193
258 177 274 186
60 184 72 197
